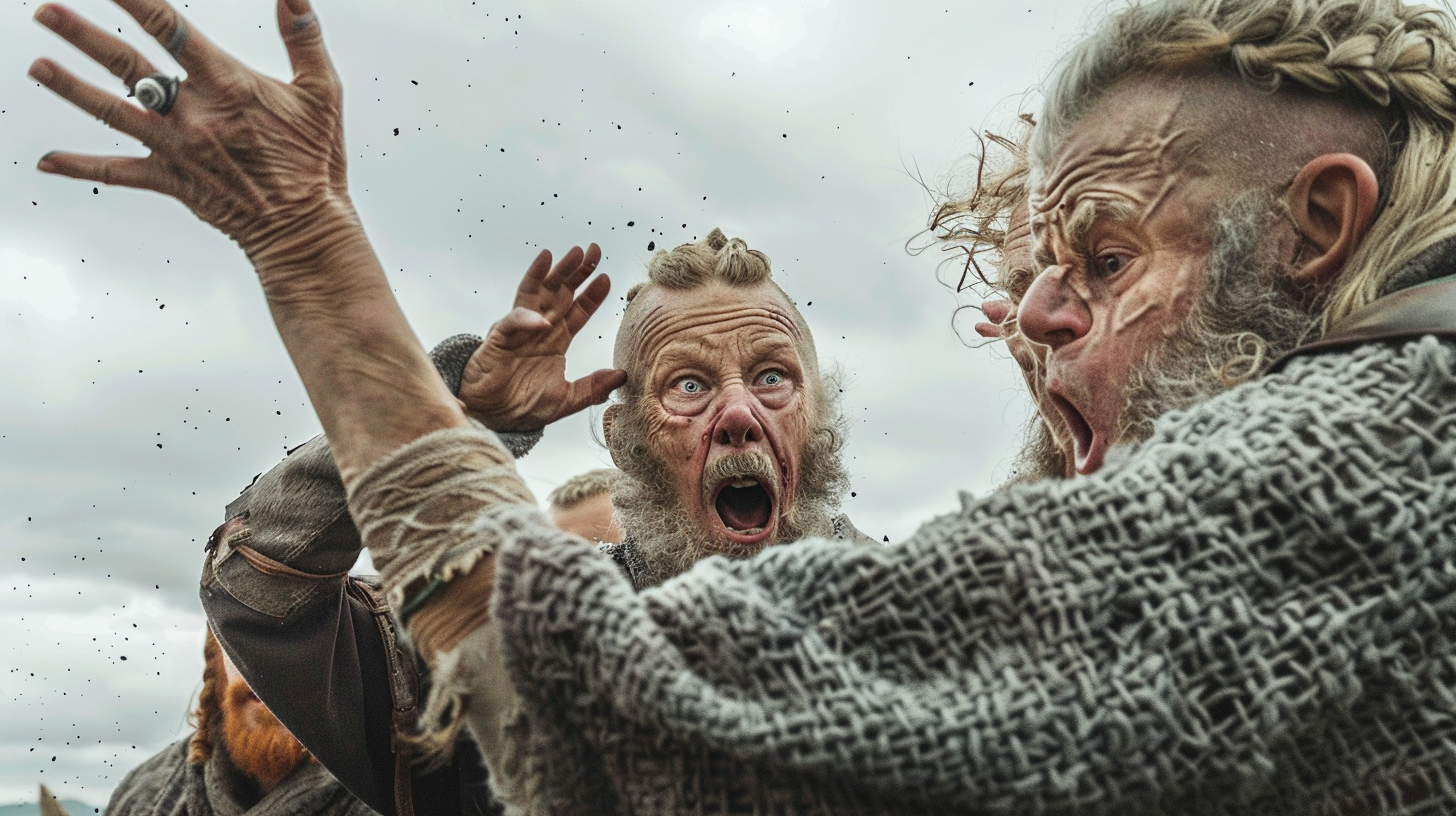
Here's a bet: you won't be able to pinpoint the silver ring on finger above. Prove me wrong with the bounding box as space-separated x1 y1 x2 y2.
132 75 180 115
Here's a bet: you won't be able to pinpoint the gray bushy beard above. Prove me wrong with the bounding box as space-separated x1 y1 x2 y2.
1116 192 1321 445
610 389 850 587
1004 414 1072 485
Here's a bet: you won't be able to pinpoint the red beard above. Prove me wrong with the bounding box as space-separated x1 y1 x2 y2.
220 677 309 788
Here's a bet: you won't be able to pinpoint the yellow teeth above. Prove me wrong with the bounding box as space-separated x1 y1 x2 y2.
729 478 758 488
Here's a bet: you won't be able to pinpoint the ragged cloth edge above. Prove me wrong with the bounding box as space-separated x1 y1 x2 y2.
416 617 550 815
347 426 546 771
404 630 474 771
347 425 535 611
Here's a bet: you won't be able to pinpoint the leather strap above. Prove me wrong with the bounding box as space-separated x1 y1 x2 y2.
1271 275 1456 372
348 579 420 816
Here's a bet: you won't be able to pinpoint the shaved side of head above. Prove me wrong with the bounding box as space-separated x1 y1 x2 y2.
1154 70 1391 200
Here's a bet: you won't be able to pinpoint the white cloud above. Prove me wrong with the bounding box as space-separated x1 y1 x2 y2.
0 247 80 321
699 0 834 62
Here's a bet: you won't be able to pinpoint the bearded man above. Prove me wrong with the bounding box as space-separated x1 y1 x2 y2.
189 230 863 815
31 0 1456 813
596 230 864 587
103 630 376 816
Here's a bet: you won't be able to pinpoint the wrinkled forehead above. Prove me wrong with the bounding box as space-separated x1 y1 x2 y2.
621 282 812 379
1030 78 1202 239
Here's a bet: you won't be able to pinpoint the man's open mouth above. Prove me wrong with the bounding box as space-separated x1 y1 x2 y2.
1051 394 1105 475
713 477 776 540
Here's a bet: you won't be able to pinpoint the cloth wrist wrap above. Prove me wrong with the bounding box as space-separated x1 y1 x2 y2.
347 425 537 617
207 335 541 621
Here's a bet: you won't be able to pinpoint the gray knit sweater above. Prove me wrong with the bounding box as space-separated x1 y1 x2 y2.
473 335 1456 815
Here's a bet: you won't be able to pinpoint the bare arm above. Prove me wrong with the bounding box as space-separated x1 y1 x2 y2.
29 0 623 485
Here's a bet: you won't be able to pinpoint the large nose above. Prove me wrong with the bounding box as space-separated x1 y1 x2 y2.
712 388 764 449
1017 265 1092 349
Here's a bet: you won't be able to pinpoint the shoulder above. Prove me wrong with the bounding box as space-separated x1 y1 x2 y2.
105 738 193 816
1139 335 1454 461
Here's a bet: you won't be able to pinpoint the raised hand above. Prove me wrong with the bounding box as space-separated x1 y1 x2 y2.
459 245 628 432
30 0 477 483
29 0 348 269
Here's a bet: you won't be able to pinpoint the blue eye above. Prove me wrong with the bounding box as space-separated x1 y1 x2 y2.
760 372 783 386
679 379 703 394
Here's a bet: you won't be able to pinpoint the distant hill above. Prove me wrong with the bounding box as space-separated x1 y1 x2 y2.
0 801 100 816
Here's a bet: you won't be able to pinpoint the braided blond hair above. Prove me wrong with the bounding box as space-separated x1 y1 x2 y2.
1036 0 1456 328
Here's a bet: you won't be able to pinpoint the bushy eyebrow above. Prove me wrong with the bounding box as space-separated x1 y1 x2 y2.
1033 197 1139 268
1065 197 1139 249
650 334 802 386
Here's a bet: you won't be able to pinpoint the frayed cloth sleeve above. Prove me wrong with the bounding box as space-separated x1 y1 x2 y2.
346 425 536 614
346 424 596 812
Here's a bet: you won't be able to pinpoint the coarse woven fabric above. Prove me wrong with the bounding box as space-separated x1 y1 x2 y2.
482 334 1456 815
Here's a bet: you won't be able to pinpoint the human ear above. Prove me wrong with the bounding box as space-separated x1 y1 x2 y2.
1284 153 1379 296
601 403 621 466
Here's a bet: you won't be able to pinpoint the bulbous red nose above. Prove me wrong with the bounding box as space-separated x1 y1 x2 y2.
713 396 763 449
1018 265 1092 349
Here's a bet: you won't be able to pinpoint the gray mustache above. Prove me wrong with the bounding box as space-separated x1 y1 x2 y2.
700 451 780 504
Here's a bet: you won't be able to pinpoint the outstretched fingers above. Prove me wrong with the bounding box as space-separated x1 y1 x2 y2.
34 4 159 87
274 0 338 92
37 152 165 193
29 58 159 146
560 368 629 417
564 274 611 336
559 243 602 291
110 0 236 82
975 298 1012 339
519 249 553 287
541 245 586 290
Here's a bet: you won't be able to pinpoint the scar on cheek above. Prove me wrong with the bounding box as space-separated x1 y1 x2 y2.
1110 297 1162 333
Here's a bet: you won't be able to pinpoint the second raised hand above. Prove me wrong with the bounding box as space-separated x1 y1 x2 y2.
459 244 628 432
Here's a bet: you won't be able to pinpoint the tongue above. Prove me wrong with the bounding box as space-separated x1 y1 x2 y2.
716 484 772 531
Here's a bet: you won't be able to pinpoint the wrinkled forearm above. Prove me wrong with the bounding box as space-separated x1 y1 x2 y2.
245 195 467 486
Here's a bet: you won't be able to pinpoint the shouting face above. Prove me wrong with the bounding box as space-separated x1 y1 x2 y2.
1022 80 1230 474
609 278 846 583
636 280 814 549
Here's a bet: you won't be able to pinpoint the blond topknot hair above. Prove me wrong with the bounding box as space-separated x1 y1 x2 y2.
626 227 773 300
1036 0 1456 329
614 228 819 385
546 468 621 510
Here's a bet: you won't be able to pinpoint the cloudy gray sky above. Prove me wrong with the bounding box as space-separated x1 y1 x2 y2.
1 0 1103 807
